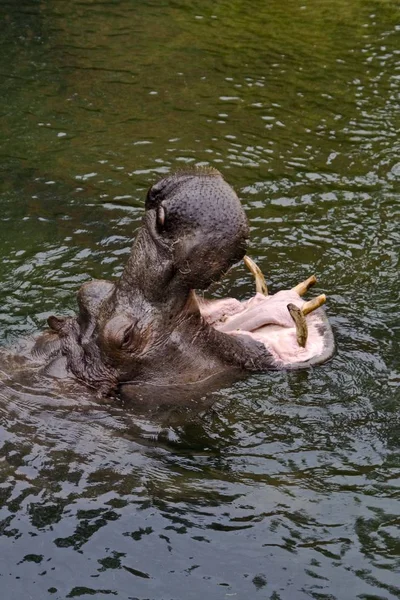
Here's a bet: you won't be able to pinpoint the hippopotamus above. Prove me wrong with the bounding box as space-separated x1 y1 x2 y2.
32 167 335 400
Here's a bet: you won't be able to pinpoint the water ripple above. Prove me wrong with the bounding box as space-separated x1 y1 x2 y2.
0 0 399 598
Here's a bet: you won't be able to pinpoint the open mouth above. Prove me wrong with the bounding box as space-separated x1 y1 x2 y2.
202 257 335 368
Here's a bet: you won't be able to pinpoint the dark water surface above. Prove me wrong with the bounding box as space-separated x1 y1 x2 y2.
0 0 399 598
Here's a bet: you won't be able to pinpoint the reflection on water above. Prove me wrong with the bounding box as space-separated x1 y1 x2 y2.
0 0 399 598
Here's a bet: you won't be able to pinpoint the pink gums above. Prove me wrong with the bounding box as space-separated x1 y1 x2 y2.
200 291 325 367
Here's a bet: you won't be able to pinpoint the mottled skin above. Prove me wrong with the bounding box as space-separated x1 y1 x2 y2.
34 168 279 396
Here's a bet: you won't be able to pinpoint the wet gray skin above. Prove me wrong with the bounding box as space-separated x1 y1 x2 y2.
33 167 334 398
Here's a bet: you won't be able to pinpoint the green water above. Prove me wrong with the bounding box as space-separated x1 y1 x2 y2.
0 0 399 598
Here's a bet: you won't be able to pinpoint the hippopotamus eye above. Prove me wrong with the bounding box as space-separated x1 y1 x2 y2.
121 322 136 349
101 315 139 353
156 205 166 230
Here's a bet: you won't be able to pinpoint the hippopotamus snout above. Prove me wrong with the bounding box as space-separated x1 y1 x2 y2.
143 168 249 290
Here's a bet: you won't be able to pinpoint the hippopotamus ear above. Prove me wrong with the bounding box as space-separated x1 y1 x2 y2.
47 315 66 333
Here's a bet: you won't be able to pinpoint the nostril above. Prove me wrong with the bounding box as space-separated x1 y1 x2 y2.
145 186 161 210
156 205 166 231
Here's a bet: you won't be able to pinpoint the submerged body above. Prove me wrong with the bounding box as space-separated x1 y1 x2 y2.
32 168 335 398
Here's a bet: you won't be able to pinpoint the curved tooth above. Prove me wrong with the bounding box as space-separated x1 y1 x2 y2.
292 275 317 296
243 255 268 296
302 294 326 316
287 303 308 348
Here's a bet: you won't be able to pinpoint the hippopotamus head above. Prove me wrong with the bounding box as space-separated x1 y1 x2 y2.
39 168 256 393
36 167 335 399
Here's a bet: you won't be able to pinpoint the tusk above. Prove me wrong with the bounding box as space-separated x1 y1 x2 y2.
287 293 327 347
243 255 268 296
287 303 308 348
302 294 326 316
292 275 317 296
